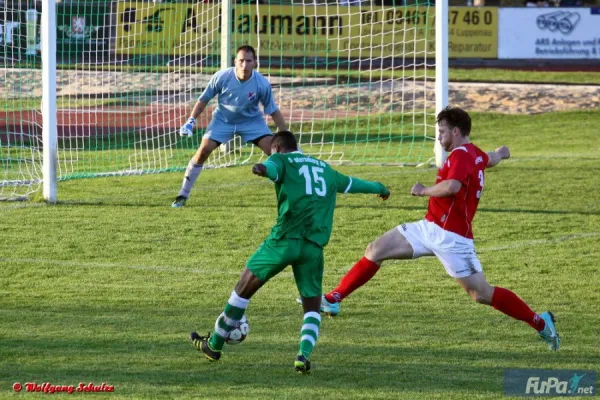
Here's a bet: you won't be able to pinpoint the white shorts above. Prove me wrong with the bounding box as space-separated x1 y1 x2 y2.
397 220 482 279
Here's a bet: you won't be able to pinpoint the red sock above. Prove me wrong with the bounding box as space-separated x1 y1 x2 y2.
325 257 380 303
491 287 545 331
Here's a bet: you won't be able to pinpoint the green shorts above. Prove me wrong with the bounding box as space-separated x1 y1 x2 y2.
246 238 324 298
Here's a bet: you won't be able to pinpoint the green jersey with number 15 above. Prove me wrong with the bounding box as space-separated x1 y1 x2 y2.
262 151 387 248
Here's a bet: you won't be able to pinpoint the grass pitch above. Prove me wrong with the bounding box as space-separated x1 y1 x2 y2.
1 110 599 399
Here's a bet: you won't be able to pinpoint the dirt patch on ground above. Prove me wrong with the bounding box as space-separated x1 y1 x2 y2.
1 68 599 116
449 82 600 114
275 81 600 115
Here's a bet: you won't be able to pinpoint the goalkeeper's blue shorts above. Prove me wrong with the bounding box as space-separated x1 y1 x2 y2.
203 117 272 145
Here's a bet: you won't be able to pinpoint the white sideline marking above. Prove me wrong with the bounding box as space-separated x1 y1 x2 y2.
0 202 47 210
478 231 600 253
0 257 238 275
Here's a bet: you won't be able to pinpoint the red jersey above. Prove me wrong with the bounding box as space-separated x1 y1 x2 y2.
425 143 489 239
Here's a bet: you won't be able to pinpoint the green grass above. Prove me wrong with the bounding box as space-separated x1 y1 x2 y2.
1 110 599 399
450 69 600 85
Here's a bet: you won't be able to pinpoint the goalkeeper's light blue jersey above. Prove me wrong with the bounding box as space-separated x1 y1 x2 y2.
198 68 279 124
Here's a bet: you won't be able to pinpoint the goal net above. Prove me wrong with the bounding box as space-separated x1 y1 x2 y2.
0 0 439 201
1 3 42 200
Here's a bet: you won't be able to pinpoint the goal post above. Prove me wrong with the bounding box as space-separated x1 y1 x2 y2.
42 0 57 203
0 0 448 202
435 0 449 167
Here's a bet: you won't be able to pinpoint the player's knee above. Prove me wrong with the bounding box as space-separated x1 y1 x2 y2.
468 289 492 305
364 241 375 257
364 242 383 264
195 147 213 164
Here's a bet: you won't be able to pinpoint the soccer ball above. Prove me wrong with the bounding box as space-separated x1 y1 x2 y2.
224 315 250 345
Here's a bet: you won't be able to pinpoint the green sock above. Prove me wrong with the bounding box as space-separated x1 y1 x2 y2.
209 291 249 351
298 311 321 359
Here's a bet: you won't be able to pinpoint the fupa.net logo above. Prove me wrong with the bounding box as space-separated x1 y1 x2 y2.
505 369 597 397
526 373 594 395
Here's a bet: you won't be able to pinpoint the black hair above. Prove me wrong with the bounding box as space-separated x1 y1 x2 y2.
236 45 257 60
436 106 472 136
271 130 298 151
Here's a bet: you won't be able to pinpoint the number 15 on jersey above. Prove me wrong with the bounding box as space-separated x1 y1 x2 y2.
299 165 326 197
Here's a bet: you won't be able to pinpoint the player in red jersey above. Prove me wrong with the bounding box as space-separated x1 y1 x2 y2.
321 106 560 351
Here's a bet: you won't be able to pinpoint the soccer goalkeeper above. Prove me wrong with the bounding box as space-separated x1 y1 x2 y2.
173 44 287 208
190 130 390 374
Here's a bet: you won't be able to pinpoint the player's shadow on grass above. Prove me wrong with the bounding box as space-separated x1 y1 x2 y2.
176 343 592 394
4 336 593 395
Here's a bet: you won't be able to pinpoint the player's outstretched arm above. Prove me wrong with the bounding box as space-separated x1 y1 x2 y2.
190 100 208 120
487 145 510 168
252 163 267 177
337 173 390 200
252 159 280 182
411 180 461 198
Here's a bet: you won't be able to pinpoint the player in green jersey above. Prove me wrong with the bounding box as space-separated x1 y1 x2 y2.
190 130 390 374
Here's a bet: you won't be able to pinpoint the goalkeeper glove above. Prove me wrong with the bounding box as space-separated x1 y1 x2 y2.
180 117 196 137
